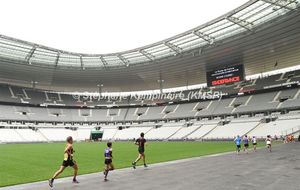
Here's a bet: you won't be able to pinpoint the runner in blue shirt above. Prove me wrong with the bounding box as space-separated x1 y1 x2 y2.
234 135 242 154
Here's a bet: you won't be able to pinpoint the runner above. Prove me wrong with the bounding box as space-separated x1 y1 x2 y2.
103 142 114 181
234 135 242 155
49 136 79 188
132 132 147 169
252 136 257 152
266 135 272 152
243 135 249 154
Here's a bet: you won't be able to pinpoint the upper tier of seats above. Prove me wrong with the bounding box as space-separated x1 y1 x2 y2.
0 87 300 122
1 69 300 107
0 69 300 123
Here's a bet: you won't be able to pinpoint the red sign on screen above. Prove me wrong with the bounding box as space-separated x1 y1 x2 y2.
211 76 241 86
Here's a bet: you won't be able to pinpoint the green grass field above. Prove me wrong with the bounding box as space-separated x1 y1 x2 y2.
0 141 266 187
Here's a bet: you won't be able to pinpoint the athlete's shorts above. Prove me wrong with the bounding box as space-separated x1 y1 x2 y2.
62 160 75 167
237 145 241 149
105 159 112 165
244 144 249 148
138 147 145 154
253 143 257 146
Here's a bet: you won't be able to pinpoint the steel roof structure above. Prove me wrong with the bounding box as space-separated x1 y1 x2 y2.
0 0 299 92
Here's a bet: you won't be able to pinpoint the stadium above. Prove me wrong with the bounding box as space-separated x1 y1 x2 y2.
0 0 300 189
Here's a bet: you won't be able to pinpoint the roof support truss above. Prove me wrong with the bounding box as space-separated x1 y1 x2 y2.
139 50 155 61
25 46 36 64
261 0 298 11
193 30 215 44
54 52 60 67
227 16 253 31
117 54 129 66
164 41 183 54
100 56 108 67
79 55 84 70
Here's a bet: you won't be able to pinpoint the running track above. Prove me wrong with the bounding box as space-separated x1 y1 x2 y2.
1 143 300 190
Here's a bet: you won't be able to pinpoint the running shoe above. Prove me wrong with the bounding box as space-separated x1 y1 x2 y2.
132 162 136 169
48 179 54 188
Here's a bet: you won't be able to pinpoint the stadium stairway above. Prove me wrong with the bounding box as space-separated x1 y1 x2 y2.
244 95 253 106
111 129 119 140
245 117 280 138
36 129 50 142
244 120 264 137
287 128 300 137
8 86 17 99
272 91 282 102
123 107 130 122
182 125 203 139
228 97 237 108
167 125 185 140
276 102 283 109
293 89 300 99
278 72 285 80
13 129 26 141
144 127 153 135
200 122 221 139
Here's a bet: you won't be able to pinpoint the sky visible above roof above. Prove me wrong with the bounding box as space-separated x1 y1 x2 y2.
0 0 248 54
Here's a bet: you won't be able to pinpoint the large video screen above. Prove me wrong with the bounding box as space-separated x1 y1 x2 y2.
206 64 245 87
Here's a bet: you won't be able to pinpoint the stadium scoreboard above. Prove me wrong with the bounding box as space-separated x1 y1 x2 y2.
206 64 245 87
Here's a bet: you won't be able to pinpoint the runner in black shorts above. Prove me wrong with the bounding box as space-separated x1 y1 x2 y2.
234 135 242 155
103 142 114 181
132 133 147 169
49 136 79 188
243 135 249 154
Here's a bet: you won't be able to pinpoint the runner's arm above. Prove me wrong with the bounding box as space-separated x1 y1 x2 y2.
64 145 73 156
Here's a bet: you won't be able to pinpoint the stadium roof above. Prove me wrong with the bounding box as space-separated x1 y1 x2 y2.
0 0 299 92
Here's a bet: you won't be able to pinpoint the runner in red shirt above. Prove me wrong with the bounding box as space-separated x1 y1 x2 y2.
132 132 147 169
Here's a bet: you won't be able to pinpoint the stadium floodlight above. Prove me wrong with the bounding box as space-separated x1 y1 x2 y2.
25 46 37 64
157 79 165 94
31 81 38 89
164 41 183 55
139 49 155 61
261 0 298 11
97 84 104 96
192 30 215 45
226 16 253 31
